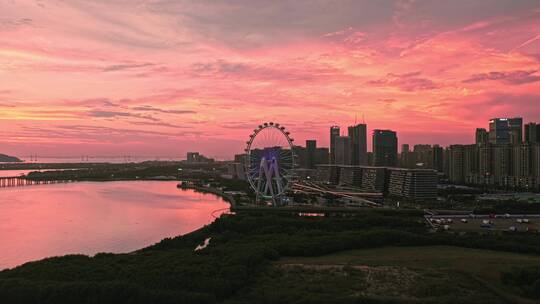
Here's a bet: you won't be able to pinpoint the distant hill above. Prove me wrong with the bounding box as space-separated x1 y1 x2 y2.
0 154 22 162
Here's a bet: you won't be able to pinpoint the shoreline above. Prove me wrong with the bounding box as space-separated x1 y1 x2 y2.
178 183 237 207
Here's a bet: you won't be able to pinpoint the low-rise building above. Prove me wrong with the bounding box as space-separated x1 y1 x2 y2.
387 168 438 200
315 164 341 184
225 162 245 180
339 166 363 187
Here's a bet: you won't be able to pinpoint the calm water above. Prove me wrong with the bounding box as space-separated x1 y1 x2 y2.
0 181 228 270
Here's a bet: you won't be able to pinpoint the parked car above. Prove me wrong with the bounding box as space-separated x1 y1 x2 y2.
481 220 492 228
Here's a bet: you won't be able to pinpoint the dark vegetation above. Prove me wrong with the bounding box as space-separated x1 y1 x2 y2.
22 162 221 181
193 177 252 193
502 266 540 298
474 200 540 214
1 211 540 303
438 185 485 197
0 153 22 163
1 162 113 170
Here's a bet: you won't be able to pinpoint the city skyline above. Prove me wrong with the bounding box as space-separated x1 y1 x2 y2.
1 1 540 159
2 115 540 161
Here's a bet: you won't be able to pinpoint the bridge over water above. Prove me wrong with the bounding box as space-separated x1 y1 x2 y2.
0 176 73 188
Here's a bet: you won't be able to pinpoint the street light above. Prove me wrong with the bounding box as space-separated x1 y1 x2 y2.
177 168 183 180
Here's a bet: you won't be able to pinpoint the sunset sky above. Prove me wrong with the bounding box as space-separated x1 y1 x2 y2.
1 0 540 159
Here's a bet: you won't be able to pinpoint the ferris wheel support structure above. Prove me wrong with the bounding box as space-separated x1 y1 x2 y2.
244 122 295 206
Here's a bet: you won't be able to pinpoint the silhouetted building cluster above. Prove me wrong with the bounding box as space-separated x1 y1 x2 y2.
399 144 444 172
223 153 248 180
288 122 439 201
328 123 370 166
226 116 539 197
446 118 540 190
186 152 214 164
293 141 329 169
270 122 400 171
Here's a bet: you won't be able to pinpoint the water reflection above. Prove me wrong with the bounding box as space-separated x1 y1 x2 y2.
0 181 228 270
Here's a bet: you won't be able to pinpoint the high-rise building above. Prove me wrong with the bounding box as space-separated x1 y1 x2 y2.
400 144 413 168
329 126 340 164
413 144 433 168
478 144 492 184
366 152 374 166
489 118 510 144
476 128 489 145
293 146 308 168
432 145 444 172
306 140 317 169
533 144 540 191
402 144 410 153
489 117 523 144
491 144 512 185
373 130 398 167
348 124 368 166
334 136 351 165
448 145 465 183
513 144 533 178
525 123 540 143
464 144 479 180
509 150 536 188
306 140 316 149
443 147 450 177
293 143 329 169
315 147 329 166
509 117 523 144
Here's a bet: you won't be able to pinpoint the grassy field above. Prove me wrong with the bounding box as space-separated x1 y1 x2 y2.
272 246 540 303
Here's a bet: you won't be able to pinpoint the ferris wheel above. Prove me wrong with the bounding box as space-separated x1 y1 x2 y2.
244 122 295 205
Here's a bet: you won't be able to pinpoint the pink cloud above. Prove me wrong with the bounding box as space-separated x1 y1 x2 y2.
1 1 540 159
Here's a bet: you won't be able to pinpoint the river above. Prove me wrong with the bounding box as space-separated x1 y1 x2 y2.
0 181 229 270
